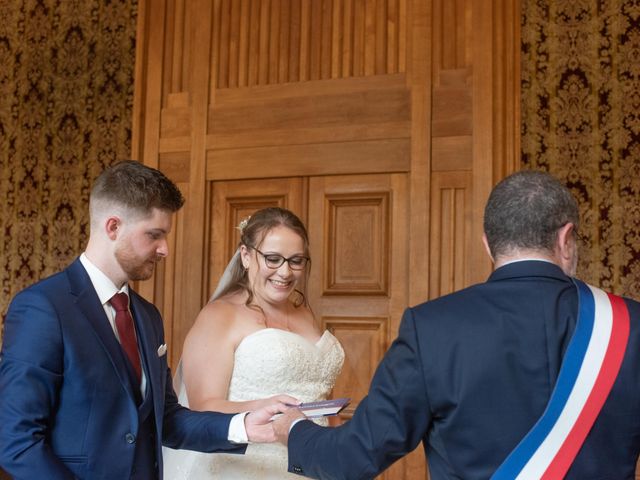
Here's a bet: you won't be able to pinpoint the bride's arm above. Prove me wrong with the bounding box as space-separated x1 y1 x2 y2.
181 301 297 413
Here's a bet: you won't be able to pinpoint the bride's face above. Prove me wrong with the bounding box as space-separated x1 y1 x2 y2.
242 225 307 306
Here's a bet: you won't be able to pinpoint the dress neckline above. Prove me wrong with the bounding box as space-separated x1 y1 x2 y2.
236 328 331 352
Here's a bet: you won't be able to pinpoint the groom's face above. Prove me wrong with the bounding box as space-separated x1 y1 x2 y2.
114 208 172 282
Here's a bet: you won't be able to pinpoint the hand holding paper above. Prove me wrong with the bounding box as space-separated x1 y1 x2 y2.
272 398 350 445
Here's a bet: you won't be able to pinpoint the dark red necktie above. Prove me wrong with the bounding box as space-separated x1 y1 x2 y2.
109 292 142 382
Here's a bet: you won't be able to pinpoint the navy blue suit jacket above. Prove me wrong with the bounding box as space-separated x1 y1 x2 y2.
288 261 640 479
0 258 245 479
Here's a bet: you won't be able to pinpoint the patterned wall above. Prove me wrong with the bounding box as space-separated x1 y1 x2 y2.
522 0 640 299
0 0 138 332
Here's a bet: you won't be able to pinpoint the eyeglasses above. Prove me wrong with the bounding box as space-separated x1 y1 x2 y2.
249 246 310 270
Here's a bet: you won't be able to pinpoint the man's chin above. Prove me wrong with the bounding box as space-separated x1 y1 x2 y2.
127 265 156 282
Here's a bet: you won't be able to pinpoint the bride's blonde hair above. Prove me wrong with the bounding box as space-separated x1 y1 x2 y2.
210 207 311 310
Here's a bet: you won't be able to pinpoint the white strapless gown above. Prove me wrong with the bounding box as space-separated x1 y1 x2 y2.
163 328 345 479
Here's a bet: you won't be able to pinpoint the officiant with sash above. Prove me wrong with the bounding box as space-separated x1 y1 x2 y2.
273 170 640 479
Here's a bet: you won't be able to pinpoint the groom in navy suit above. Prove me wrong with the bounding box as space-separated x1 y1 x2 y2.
0 161 283 479
275 171 640 479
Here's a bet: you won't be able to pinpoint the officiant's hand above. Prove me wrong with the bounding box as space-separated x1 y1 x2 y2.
245 402 291 443
272 408 306 445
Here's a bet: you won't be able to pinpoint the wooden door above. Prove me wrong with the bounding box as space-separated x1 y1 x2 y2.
308 173 427 479
306 173 409 425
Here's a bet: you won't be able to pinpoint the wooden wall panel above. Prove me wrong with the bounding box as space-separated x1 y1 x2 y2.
157 74 412 180
211 0 408 90
432 0 470 83
206 138 410 180
209 78 409 133
146 183 188 367
158 151 190 183
161 0 191 103
431 69 472 138
160 106 190 138
204 74 411 179
161 0 178 99
406 0 432 311
429 171 472 299
324 192 390 295
322 316 390 418
174 0 216 351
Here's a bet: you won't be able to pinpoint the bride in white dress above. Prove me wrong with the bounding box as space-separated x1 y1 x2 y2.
163 207 345 479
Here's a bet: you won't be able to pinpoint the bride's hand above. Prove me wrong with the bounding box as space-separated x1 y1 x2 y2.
248 394 300 411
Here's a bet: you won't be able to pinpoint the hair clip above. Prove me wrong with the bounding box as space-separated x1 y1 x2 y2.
237 216 250 233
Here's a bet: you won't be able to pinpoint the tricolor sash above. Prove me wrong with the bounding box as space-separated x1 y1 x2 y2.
491 279 630 480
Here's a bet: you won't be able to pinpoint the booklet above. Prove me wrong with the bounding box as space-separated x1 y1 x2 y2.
271 397 351 420
295 397 350 418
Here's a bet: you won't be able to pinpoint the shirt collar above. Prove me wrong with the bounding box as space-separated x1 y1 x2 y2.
79 253 129 306
499 257 556 267
489 258 569 284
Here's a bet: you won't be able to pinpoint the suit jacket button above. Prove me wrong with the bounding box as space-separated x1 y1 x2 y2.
293 466 303 474
125 433 136 444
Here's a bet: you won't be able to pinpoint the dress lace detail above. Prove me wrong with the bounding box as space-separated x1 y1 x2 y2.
163 329 344 479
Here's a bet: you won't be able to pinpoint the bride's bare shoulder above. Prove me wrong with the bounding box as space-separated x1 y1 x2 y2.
185 292 255 349
194 291 259 329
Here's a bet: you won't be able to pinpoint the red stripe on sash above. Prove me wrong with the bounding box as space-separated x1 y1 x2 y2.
541 293 630 479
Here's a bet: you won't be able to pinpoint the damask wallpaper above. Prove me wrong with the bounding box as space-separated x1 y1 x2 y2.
522 0 640 300
0 0 137 338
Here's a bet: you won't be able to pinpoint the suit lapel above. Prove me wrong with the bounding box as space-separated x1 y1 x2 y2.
66 259 139 404
129 293 163 414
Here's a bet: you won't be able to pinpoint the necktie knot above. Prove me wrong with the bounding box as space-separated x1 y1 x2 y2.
110 292 129 312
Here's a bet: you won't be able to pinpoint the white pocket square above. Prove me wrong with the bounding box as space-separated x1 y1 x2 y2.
157 344 167 357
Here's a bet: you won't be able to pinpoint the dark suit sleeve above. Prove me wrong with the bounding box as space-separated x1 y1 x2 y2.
161 367 247 454
287 308 431 479
0 290 76 479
